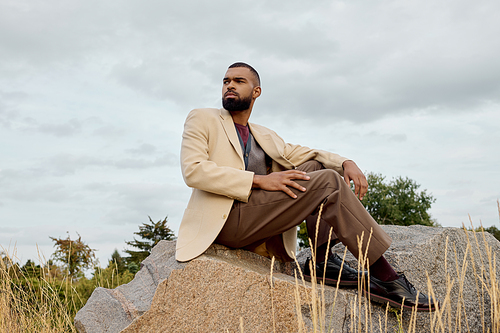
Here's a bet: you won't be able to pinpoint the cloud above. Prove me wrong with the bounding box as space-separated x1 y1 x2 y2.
0 150 177 190
0 226 20 234
81 181 188 228
0 168 47 185
0 93 22 128
44 152 178 176
363 131 408 143
114 154 177 169
92 125 127 138
0 103 116 137
0 1 122 70
3 117 84 137
126 143 157 155
7 183 79 203
34 119 83 137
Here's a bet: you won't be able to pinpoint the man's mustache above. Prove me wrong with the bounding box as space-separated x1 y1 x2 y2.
224 90 239 97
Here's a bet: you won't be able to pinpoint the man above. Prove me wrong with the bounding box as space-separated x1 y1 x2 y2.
177 62 437 311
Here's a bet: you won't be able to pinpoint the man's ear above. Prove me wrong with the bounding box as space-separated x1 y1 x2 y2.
253 86 262 99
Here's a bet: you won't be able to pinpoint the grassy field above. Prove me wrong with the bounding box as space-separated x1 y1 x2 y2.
0 253 134 333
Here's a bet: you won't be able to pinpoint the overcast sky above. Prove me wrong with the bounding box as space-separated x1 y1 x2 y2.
1 0 499 267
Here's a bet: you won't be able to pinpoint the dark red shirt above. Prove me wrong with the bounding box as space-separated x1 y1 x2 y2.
234 123 249 147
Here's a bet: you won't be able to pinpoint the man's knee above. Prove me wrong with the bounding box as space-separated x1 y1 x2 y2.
315 168 343 184
297 160 324 172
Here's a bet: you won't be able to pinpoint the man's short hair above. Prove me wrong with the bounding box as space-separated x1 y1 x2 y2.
228 62 261 86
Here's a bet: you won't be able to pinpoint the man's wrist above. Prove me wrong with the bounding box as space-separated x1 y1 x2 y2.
252 174 263 189
342 159 354 170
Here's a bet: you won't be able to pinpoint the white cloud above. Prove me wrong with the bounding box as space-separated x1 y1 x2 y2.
126 143 157 155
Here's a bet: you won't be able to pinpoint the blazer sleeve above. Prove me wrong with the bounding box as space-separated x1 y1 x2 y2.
180 109 254 202
252 123 349 175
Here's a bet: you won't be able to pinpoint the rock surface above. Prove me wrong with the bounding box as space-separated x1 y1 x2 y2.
74 239 187 333
75 226 500 333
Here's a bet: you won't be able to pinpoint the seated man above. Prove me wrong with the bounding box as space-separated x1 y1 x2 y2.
176 62 437 311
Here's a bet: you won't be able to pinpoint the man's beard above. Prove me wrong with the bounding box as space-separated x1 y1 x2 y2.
222 94 252 112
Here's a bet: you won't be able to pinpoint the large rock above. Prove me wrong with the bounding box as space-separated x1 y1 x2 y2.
74 240 187 333
328 225 500 332
75 226 500 332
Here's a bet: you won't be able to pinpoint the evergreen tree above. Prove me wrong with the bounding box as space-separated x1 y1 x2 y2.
108 249 127 274
125 216 176 265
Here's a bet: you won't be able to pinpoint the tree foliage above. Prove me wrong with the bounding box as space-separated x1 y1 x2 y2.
481 201 500 241
474 225 500 242
49 232 96 278
297 222 309 249
125 216 176 264
358 173 437 226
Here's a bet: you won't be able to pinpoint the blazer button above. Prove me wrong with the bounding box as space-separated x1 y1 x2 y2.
222 214 227 219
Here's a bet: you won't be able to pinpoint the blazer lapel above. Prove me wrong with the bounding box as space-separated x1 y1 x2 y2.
219 108 244 163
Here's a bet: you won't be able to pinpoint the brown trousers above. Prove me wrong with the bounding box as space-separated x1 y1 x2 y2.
215 161 392 264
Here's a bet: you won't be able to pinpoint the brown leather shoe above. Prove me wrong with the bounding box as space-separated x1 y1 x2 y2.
364 273 439 311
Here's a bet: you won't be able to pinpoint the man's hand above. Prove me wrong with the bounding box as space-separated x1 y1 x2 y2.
253 170 310 199
342 160 368 200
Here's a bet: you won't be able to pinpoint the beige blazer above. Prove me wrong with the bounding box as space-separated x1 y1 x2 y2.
176 108 348 262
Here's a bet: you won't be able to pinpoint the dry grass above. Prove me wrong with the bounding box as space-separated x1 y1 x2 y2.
0 252 77 332
289 200 500 333
0 249 133 333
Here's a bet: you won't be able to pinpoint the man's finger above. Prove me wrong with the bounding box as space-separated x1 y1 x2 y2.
283 170 306 175
344 174 351 186
287 180 306 192
354 177 368 200
283 186 298 199
360 182 368 200
285 171 310 180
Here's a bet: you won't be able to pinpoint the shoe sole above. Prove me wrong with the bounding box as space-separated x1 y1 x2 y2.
303 274 358 287
363 289 436 312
